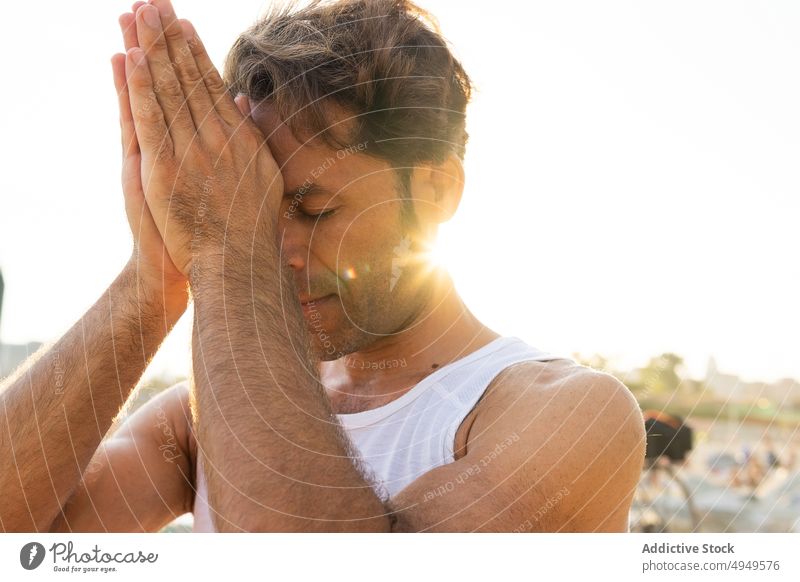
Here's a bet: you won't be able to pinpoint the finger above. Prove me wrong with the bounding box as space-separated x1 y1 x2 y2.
150 0 219 137
113 53 147 245
111 53 140 159
179 19 245 127
126 47 173 164
119 12 139 51
117 11 141 163
121 3 158 249
135 4 196 150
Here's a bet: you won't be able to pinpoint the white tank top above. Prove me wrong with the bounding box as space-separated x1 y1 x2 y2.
191 336 570 531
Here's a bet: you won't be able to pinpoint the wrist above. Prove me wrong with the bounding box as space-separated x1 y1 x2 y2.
189 235 278 296
122 257 189 327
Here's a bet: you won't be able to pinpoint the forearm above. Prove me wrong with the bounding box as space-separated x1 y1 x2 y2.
191 246 390 532
0 260 186 531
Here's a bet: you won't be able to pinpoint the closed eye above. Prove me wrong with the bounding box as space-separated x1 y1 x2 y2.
299 208 336 219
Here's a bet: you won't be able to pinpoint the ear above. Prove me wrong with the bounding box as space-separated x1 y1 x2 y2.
408 155 465 225
233 94 253 118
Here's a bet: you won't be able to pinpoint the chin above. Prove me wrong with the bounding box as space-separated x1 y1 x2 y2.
304 319 343 361
307 325 375 362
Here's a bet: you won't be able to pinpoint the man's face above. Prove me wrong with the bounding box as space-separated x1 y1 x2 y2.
249 102 433 360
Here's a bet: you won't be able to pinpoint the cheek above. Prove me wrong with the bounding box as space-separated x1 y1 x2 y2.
335 211 401 283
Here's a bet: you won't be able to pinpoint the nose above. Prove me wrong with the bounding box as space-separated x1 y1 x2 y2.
285 251 305 271
277 212 308 272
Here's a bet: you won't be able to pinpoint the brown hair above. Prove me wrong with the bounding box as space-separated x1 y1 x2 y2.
223 0 473 176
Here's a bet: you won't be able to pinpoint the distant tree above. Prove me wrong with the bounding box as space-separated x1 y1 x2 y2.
640 353 685 395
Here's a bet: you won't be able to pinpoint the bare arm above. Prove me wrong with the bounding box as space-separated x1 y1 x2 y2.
0 262 185 532
190 253 388 532
50 382 196 532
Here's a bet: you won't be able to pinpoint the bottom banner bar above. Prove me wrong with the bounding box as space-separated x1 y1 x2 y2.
1 533 797 581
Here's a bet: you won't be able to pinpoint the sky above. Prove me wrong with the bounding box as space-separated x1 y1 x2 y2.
0 0 798 383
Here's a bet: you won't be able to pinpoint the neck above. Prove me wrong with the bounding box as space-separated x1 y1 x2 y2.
321 269 499 414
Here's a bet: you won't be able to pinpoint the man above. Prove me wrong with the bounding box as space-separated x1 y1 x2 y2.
0 0 644 532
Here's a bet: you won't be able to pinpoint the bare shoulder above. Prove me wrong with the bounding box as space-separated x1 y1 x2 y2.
466 359 646 530
120 381 193 445
472 359 642 437
131 380 196 471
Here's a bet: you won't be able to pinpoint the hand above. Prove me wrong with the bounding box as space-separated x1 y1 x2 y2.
112 1 188 311
121 0 284 278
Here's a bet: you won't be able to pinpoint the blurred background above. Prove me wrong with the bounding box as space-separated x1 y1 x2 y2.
1 0 798 532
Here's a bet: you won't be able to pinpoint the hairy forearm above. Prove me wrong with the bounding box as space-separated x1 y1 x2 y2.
191 245 390 532
0 260 186 531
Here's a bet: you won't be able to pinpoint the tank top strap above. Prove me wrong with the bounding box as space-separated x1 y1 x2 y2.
438 337 572 460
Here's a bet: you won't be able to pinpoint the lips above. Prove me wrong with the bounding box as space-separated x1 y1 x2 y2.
299 294 333 305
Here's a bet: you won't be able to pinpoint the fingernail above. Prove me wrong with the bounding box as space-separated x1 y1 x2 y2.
141 6 160 28
179 20 193 42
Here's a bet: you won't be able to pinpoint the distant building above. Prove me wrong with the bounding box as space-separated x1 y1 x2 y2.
705 357 799 408
763 377 800 409
705 357 736 398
